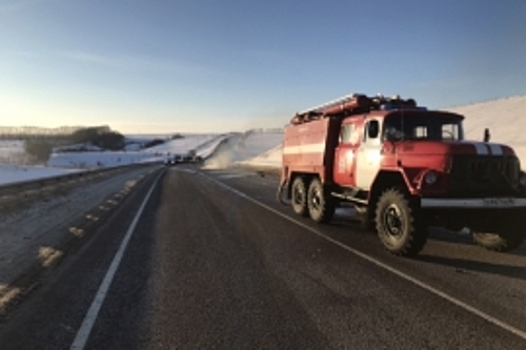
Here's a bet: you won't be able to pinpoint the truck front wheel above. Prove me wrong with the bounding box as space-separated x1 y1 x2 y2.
307 178 335 223
291 177 308 217
375 188 427 257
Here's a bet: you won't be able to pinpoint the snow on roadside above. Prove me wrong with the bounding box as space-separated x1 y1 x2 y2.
47 133 224 169
194 134 231 158
141 133 221 157
238 144 282 168
0 165 79 186
205 130 283 169
0 134 224 186
48 151 157 169
0 140 32 165
0 166 154 293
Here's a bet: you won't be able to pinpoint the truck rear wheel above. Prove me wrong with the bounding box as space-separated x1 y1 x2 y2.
375 188 427 257
291 177 308 217
307 178 335 223
472 210 525 252
472 230 524 252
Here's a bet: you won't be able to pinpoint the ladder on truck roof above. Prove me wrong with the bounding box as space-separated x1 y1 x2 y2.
297 93 365 115
291 93 418 125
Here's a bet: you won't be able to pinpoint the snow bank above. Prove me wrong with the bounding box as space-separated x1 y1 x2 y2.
238 144 282 168
204 130 283 169
0 140 33 165
449 95 526 165
48 151 157 169
0 164 78 185
141 134 220 156
47 134 222 169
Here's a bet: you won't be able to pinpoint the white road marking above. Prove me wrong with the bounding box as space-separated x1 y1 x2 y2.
200 171 526 341
70 171 164 350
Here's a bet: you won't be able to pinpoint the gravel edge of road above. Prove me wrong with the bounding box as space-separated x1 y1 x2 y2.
0 166 164 319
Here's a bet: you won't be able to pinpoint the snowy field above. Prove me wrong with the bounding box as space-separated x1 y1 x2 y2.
0 165 80 185
0 134 229 185
205 130 283 169
49 133 227 169
0 140 30 165
1 95 526 185
449 95 526 164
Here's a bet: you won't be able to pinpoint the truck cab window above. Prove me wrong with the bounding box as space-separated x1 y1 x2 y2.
415 126 427 138
383 114 464 141
341 124 353 143
366 120 379 140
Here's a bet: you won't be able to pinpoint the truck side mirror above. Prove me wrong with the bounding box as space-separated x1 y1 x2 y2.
483 128 490 143
385 127 403 141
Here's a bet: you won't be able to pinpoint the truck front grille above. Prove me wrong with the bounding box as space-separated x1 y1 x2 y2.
450 155 520 197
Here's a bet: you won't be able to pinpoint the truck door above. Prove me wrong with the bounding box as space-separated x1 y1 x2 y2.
334 120 361 186
356 118 383 190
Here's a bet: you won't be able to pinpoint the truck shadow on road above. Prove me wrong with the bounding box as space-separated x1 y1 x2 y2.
301 213 526 281
425 229 526 280
328 220 526 281
427 228 526 256
416 254 526 281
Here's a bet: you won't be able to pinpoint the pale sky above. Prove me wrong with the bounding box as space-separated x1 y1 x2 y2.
1 0 525 134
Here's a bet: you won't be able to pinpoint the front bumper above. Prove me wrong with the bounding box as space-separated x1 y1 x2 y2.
421 197 526 209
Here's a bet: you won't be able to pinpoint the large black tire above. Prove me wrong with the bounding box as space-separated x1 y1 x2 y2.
472 230 524 252
375 188 427 257
291 177 308 217
307 178 335 223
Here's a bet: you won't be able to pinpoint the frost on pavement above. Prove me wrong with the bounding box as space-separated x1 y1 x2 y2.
0 166 152 292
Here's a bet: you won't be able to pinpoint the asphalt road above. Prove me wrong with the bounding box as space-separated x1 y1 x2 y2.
0 165 525 349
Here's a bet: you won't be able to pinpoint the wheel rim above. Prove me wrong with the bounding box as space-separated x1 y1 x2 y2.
293 184 304 206
310 187 322 213
382 203 405 239
473 232 501 243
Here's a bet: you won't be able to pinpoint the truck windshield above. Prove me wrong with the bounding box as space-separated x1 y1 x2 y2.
384 114 464 141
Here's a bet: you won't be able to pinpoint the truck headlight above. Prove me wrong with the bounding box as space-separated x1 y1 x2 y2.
424 171 438 185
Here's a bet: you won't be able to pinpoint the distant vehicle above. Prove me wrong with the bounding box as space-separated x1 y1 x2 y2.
165 155 183 166
184 150 204 163
278 93 526 257
164 157 177 166
165 153 203 166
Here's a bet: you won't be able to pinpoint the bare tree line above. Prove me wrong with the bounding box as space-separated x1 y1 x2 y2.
0 126 82 138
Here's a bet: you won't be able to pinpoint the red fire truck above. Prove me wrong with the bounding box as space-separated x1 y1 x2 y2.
279 93 526 256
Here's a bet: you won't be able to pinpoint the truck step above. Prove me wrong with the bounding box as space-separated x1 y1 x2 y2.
331 191 368 205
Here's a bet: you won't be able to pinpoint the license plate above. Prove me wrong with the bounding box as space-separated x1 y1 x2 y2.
483 198 515 207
